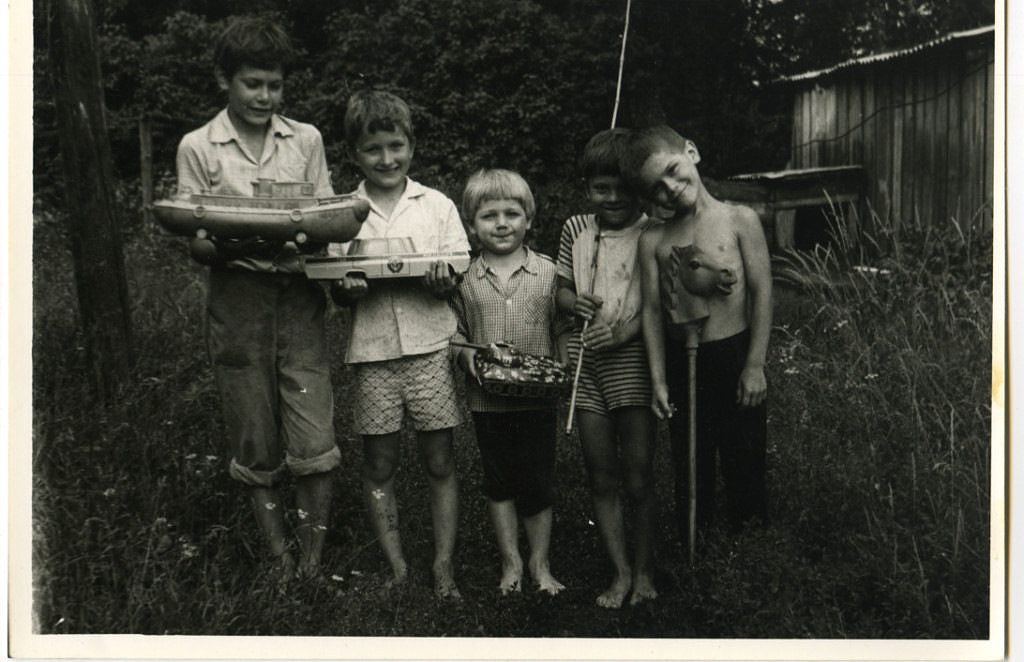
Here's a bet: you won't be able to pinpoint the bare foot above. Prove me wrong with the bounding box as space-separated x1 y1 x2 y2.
296 558 320 582
596 573 631 609
375 562 408 599
270 550 297 592
433 560 462 600
499 558 523 595
528 559 565 596
629 573 658 606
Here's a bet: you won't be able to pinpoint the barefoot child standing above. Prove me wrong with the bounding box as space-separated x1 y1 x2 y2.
173 16 339 585
451 169 565 596
624 125 772 550
329 90 470 598
557 129 659 608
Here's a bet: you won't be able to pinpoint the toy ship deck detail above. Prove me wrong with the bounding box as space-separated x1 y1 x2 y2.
303 237 471 280
152 179 369 244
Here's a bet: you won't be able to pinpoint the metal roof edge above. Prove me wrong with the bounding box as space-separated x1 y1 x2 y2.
774 24 994 85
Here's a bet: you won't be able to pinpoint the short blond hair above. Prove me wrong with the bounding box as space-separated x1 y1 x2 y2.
461 169 536 222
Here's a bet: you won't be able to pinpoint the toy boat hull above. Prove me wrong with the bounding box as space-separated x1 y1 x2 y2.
303 251 471 280
152 194 369 245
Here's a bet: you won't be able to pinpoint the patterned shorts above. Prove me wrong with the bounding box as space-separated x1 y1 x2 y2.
352 349 463 436
567 334 652 415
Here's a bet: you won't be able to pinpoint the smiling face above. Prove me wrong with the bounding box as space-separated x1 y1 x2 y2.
217 65 283 133
585 175 641 229
471 199 531 258
637 143 702 215
353 128 414 197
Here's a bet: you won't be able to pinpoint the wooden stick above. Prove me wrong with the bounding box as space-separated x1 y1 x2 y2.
564 320 590 434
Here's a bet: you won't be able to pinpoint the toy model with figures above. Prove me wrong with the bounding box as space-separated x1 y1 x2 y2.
302 237 471 281
151 179 370 245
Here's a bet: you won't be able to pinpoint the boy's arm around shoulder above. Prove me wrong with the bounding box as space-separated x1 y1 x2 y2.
638 225 674 420
734 204 772 408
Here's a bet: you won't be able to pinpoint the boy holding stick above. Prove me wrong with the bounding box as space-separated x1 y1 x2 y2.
557 128 658 608
624 125 772 550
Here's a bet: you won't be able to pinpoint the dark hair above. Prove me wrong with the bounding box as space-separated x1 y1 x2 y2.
620 125 693 194
580 128 632 180
214 16 296 79
344 90 415 149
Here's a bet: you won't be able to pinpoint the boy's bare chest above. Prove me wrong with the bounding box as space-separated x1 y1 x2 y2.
659 217 732 252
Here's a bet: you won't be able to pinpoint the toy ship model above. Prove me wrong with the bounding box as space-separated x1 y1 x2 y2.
303 237 471 280
152 179 370 245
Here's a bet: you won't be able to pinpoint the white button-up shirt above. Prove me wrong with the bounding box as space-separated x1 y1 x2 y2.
329 179 470 363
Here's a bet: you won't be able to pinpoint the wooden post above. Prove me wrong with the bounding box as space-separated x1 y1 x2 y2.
48 0 134 402
139 114 154 225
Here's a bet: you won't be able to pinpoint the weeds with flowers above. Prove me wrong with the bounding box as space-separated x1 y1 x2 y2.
30 200 992 638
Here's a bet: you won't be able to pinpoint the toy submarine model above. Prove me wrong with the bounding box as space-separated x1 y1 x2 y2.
152 179 370 245
302 237 471 281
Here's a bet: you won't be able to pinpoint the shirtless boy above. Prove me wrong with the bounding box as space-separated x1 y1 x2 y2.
623 125 772 547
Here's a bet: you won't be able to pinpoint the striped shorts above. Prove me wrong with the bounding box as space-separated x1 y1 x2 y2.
567 333 652 415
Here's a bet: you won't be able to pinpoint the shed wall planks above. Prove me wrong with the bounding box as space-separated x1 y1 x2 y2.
787 34 993 232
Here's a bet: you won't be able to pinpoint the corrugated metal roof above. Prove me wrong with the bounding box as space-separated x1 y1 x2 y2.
728 165 863 182
777 24 993 84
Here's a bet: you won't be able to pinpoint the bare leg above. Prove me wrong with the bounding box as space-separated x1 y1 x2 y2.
248 486 295 585
294 471 334 579
523 507 564 595
617 407 658 605
362 433 408 587
578 411 631 608
417 428 461 599
489 499 523 594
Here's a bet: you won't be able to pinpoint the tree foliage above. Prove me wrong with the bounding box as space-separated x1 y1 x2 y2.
33 0 993 252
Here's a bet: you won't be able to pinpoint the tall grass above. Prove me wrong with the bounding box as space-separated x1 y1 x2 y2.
766 205 992 637
30 195 992 638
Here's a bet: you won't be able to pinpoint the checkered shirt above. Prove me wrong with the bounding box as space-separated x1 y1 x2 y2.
451 248 561 412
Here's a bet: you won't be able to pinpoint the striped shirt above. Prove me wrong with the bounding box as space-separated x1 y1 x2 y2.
175 108 334 273
451 248 560 412
556 213 655 329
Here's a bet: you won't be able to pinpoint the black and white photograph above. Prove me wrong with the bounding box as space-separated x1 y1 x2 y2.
10 0 1007 658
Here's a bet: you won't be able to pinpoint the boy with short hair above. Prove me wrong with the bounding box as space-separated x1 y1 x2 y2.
329 90 469 599
174 16 338 583
623 125 772 547
451 168 565 596
556 128 658 608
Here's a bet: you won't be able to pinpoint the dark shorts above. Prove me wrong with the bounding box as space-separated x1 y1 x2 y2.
207 269 339 487
666 329 767 538
471 409 557 517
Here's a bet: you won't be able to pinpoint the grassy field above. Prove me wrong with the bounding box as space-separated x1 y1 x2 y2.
30 204 993 639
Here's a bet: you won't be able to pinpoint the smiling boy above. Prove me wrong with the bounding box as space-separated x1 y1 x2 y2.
623 125 772 549
174 16 338 584
328 90 470 599
451 169 565 597
556 128 659 608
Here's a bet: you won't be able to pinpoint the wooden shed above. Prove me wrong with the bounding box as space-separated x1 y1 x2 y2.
778 25 994 238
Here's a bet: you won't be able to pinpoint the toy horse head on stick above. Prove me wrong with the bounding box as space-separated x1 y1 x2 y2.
659 244 737 345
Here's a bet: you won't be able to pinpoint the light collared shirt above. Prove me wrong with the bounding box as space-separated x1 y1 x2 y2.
175 108 334 273
451 247 560 412
329 179 470 363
